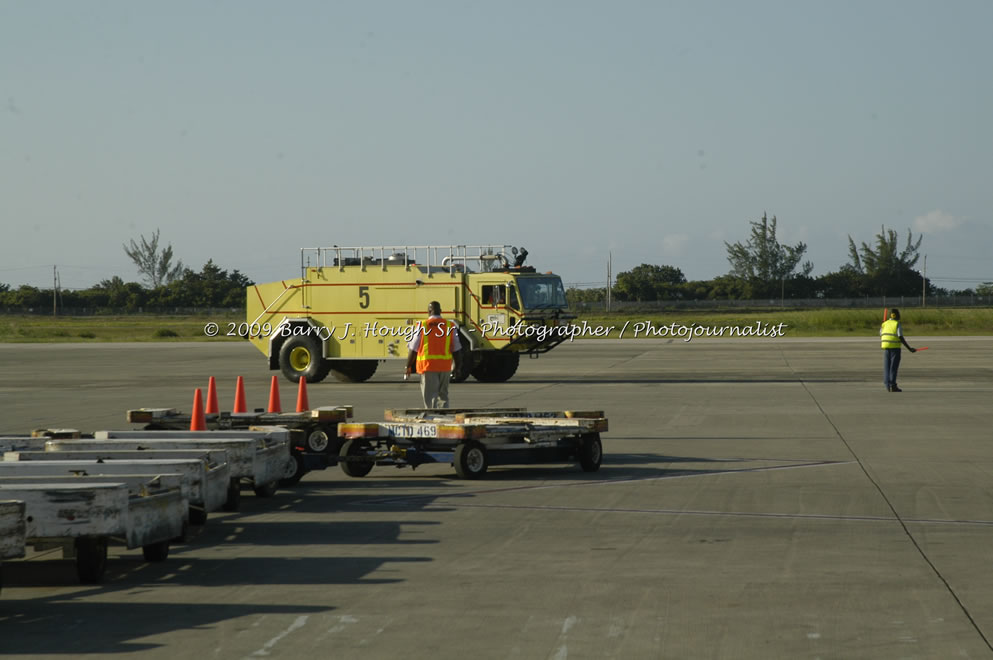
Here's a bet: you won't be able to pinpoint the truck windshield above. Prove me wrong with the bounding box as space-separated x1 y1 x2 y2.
516 277 567 310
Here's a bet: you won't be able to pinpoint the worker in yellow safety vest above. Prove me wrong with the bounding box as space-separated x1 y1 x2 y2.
406 301 463 408
880 308 916 392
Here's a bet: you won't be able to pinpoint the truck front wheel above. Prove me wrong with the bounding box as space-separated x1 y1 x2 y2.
279 335 332 383
471 352 520 383
330 360 378 383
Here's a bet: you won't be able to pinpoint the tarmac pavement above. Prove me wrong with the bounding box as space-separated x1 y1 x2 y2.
1 336 992 659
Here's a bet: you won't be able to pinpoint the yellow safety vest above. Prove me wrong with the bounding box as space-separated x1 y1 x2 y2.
880 319 901 349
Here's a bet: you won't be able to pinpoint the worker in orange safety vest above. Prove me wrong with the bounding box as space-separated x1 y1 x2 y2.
406 301 463 408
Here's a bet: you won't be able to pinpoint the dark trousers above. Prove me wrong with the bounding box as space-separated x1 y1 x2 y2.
883 348 902 389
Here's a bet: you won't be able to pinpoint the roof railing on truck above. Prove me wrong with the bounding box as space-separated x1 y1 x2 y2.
299 245 516 276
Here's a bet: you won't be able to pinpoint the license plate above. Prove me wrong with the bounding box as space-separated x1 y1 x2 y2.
381 423 438 439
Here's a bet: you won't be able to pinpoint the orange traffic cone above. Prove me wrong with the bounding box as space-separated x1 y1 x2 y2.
205 376 219 415
233 376 247 413
190 388 207 431
267 376 282 413
295 376 310 413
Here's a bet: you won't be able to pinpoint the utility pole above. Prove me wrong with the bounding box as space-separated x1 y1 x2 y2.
606 252 612 313
922 254 927 308
53 265 58 316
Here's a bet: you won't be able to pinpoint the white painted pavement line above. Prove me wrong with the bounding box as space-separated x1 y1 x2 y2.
245 615 309 658
551 615 577 660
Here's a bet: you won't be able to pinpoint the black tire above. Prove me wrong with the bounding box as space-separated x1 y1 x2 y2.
454 441 488 479
253 481 278 497
142 540 170 562
278 453 307 487
339 438 374 478
279 334 331 383
173 519 191 544
305 427 331 453
75 537 108 584
330 360 379 383
472 352 520 383
578 433 603 472
189 506 208 526
222 479 241 512
450 333 473 383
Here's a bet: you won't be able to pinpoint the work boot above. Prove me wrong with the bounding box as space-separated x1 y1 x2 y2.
890 385 902 392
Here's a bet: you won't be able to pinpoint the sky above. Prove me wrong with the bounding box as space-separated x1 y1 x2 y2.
2 0 991 292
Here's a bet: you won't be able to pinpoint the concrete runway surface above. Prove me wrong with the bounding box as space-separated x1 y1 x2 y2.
1 337 992 659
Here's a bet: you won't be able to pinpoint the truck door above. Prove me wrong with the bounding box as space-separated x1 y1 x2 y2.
479 281 516 333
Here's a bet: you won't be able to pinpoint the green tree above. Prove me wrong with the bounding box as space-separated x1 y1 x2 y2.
153 260 253 308
613 264 686 301
976 282 993 297
95 276 147 311
847 226 923 296
565 287 606 305
816 265 865 298
725 213 813 297
3 285 47 309
124 229 185 288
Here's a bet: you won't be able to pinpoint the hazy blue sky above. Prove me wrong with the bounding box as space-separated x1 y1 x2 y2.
2 0 991 292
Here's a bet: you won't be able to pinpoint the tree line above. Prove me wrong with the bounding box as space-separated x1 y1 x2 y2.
2 221 989 312
1 230 252 312
571 215 991 304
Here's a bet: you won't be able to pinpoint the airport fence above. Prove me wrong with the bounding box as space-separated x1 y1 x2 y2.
570 295 993 313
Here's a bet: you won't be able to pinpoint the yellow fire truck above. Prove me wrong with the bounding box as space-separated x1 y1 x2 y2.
246 245 575 384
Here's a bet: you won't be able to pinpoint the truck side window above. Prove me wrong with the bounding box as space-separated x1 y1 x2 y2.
508 285 519 310
482 285 505 306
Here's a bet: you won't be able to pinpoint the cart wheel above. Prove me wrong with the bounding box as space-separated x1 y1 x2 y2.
339 438 374 478
279 453 307 487
75 537 108 584
173 519 191 544
306 428 331 453
454 441 488 479
189 506 208 526
253 481 278 497
223 480 242 512
578 433 602 472
142 540 170 562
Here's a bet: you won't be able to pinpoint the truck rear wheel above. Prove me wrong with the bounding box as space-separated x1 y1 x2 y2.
330 360 378 383
450 333 474 383
279 335 332 383
471 352 520 382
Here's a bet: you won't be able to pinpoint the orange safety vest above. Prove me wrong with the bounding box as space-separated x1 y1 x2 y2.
416 317 454 373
